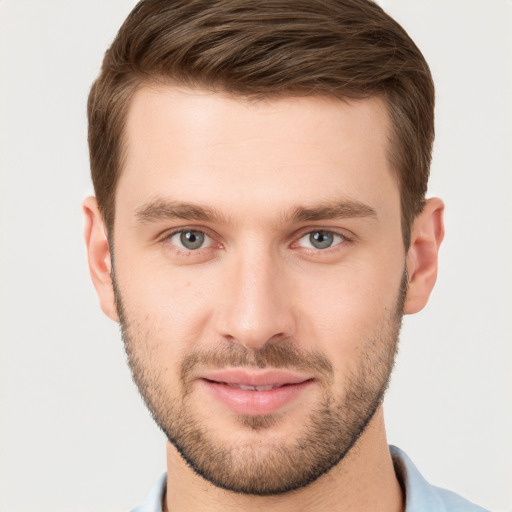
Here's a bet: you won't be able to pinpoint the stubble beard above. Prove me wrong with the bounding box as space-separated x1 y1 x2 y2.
113 271 407 496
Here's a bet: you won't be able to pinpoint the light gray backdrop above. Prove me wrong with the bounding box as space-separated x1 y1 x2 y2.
1 1 510 511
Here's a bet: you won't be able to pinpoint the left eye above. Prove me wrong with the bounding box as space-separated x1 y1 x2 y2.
169 230 212 250
297 230 345 250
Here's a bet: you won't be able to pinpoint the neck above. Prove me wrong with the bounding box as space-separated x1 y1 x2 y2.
163 407 403 512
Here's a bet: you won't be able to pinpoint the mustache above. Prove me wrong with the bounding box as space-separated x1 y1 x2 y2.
180 340 334 384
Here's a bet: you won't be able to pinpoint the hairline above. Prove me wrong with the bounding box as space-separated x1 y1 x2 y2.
106 77 412 248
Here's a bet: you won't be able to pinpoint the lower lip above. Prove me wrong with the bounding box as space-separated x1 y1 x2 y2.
201 379 314 415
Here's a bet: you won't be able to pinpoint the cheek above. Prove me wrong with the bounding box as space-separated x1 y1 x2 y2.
293 259 403 355
116 257 216 355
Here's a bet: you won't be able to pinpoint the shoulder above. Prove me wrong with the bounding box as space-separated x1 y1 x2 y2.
130 472 167 512
390 446 491 512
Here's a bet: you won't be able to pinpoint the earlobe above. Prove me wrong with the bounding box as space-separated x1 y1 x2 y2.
83 196 119 322
404 197 445 315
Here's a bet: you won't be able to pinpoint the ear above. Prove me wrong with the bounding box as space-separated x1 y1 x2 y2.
404 197 445 315
83 196 119 322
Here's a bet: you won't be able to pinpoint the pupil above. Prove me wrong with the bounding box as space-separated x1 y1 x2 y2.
181 230 204 249
310 231 333 249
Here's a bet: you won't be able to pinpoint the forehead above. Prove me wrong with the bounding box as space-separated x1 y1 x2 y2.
118 85 397 221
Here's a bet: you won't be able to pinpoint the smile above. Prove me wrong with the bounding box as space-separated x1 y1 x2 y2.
223 383 283 391
198 369 315 415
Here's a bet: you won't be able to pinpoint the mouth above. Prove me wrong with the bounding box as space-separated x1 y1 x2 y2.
198 369 315 415
214 382 287 391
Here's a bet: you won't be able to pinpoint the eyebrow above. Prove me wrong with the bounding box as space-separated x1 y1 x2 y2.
135 199 227 224
288 200 378 223
134 198 378 225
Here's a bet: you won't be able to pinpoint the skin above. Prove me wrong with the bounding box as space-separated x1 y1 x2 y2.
84 86 444 512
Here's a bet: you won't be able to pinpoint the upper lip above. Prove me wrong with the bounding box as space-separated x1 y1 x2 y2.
199 369 313 387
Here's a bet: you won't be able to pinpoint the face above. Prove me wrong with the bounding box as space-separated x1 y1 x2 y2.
111 87 407 495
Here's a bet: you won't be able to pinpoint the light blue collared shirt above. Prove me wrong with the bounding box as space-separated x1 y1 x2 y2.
131 445 490 512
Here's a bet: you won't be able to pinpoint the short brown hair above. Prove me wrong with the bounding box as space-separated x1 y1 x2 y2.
88 0 434 247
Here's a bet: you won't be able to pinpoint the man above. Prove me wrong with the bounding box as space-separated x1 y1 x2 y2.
83 1 490 511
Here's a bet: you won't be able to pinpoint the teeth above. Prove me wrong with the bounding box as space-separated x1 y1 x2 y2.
229 383 278 391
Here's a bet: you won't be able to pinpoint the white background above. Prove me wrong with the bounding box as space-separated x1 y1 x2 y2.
0 1 510 511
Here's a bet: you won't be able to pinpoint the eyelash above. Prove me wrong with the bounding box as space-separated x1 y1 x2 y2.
160 227 352 254
161 228 218 253
294 230 348 250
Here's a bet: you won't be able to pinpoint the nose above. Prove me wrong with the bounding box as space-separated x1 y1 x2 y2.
215 246 296 351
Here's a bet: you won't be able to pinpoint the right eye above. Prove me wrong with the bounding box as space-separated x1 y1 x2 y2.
168 230 213 250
